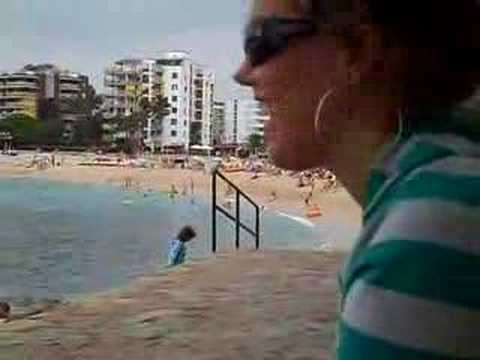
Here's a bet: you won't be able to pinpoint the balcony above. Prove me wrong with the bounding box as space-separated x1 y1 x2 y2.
0 74 38 82
0 92 37 99
59 79 83 87
104 78 127 87
0 82 38 90
0 104 28 111
59 92 81 99
60 83 82 92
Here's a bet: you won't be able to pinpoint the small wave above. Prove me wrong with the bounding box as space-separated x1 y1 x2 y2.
276 212 315 228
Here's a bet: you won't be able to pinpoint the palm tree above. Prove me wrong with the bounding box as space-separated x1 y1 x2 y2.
139 84 170 151
113 73 170 154
247 133 265 154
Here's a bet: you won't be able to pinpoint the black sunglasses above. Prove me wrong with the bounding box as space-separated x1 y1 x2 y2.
244 17 317 67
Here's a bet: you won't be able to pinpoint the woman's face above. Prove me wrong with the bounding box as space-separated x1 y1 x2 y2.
235 0 351 170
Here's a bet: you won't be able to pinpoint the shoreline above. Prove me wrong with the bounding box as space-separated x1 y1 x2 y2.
0 159 361 226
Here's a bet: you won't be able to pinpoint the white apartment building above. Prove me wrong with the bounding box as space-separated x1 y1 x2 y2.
224 99 269 144
158 52 215 149
104 58 161 147
191 65 215 146
104 52 215 151
212 101 226 145
156 51 193 150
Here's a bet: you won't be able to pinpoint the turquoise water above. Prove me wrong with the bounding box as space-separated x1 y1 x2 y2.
0 178 334 304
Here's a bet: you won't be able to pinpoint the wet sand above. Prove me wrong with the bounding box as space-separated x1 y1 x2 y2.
1 251 345 360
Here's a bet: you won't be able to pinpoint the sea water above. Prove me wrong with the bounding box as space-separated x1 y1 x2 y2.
0 178 351 304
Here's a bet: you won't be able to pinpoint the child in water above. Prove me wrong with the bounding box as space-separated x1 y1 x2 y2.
168 226 197 266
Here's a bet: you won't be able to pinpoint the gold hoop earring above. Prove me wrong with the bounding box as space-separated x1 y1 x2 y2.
395 108 407 142
314 88 335 144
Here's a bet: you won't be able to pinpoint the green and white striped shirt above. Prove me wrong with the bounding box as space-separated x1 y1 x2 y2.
338 108 480 359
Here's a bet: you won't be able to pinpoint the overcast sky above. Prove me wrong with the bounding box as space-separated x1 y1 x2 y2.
0 0 252 100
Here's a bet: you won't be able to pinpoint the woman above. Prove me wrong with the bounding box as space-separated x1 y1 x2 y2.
235 0 480 358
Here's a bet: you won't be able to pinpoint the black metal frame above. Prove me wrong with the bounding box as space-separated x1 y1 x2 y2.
212 170 260 253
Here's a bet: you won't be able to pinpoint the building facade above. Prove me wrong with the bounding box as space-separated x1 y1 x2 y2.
191 65 215 146
104 52 215 151
57 71 89 137
156 52 193 150
224 99 269 144
0 64 90 139
212 101 226 145
0 71 41 120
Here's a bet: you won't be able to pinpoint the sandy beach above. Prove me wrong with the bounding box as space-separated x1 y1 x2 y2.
1 251 345 360
0 152 360 359
0 152 361 229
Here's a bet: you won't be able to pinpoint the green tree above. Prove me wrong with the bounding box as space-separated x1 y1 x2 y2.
111 74 169 154
61 85 104 147
0 114 41 145
247 133 265 154
36 98 65 146
37 116 64 146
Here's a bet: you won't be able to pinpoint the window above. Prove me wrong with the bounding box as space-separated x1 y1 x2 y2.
171 84 178 91
172 107 178 114
171 130 177 137
142 75 149 84
171 118 177 126
171 96 177 102
184 120 187 126
195 90 203 98
195 111 202 121
195 100 203 109
157 59 182 66
172 72 178 79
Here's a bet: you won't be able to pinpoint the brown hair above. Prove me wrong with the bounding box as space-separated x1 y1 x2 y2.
306 0 480 108
177 225 197 242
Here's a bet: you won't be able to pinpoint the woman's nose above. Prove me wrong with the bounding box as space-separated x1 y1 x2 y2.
233 59 255 87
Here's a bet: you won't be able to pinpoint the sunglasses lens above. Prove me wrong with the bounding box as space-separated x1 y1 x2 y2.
244 18 316 67
246 40 266 66
245 36 282 66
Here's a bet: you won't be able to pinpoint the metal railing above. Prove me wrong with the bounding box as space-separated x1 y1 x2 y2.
211 170 260 253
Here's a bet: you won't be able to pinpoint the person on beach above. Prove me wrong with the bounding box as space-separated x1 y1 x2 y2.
168 225 197 266
0 302 10 320
268 189 278 203
189 177 195 203
168 184 178 202
235 0 480 358
303 181 315 207
181 181 188 196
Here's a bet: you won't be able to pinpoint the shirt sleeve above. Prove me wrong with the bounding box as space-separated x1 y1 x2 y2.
338 158 480 359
